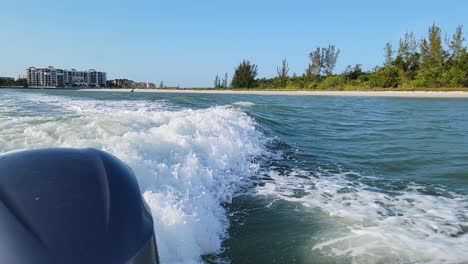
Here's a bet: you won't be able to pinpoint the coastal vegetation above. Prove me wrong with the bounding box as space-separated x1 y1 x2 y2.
219 24 468 90
231 60 258 88
0 77 27 87
214 73 229 89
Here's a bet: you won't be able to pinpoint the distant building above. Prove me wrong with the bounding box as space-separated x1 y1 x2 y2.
146 82 156 88
107 79 135 88
107 79 156 89
134 82 156 88
27 66 107 88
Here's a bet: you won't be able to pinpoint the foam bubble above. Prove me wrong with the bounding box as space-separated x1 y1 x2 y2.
256 169 468 263
0 91 267 264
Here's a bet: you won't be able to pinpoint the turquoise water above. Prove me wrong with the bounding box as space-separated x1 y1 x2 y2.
1 89 468 264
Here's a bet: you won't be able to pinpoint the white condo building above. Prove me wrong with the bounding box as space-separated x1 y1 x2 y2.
27 67 107 88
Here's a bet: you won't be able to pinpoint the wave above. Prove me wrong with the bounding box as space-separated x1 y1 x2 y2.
256 168 468 264
0 91 267 264
0 98 18 114
232 101 255 107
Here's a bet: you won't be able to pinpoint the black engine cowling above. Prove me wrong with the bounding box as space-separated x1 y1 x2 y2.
0 148 159 264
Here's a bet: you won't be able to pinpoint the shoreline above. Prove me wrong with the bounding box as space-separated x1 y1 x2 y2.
77 89 468 98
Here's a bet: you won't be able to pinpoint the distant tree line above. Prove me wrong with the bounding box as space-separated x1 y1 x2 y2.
214 73 229 88
216 24 468 89
0 77 27 87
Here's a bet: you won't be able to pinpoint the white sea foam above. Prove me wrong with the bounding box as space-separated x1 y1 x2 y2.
15 93 175 114
0 98 18 114
232 101 255 107
0 92 267 264
256 169 468 264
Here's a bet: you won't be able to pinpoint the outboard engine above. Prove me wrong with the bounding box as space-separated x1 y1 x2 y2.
0 148 159 264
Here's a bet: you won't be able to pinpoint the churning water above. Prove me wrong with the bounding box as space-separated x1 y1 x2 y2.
1 89 467 264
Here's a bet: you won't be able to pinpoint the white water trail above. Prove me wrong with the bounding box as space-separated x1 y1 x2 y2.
256 169 468 264
232 101 255 107
0 92 267 264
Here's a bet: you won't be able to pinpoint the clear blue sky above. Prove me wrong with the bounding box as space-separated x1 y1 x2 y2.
1 0 467 87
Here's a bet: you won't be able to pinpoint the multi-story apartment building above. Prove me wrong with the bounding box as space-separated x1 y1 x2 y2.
27 67 107 88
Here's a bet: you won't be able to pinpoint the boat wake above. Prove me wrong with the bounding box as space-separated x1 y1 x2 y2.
256 168 468 264
0 92 267 264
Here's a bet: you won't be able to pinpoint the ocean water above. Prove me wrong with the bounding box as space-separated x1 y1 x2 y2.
1 88 468 264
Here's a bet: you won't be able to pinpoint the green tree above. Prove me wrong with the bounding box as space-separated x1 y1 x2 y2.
231 60 258 88
414 24 447 87
306 47 322 78
222 73 229 88
15 78 28 87
369 67 399 88
322 45 340 76
277 58 289 88
448 25 465 60
0 77 16 87
306 45 340 77
442 25 468 87
425 24 445 67
344 64 363 81
395 32 419 84
420 38 430 67
214 74 221 88
398 32 418 64
445 26 468 87
384 42 394 66
317 75 346 90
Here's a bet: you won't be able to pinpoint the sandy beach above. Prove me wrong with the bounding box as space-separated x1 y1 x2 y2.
79 89 468 98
